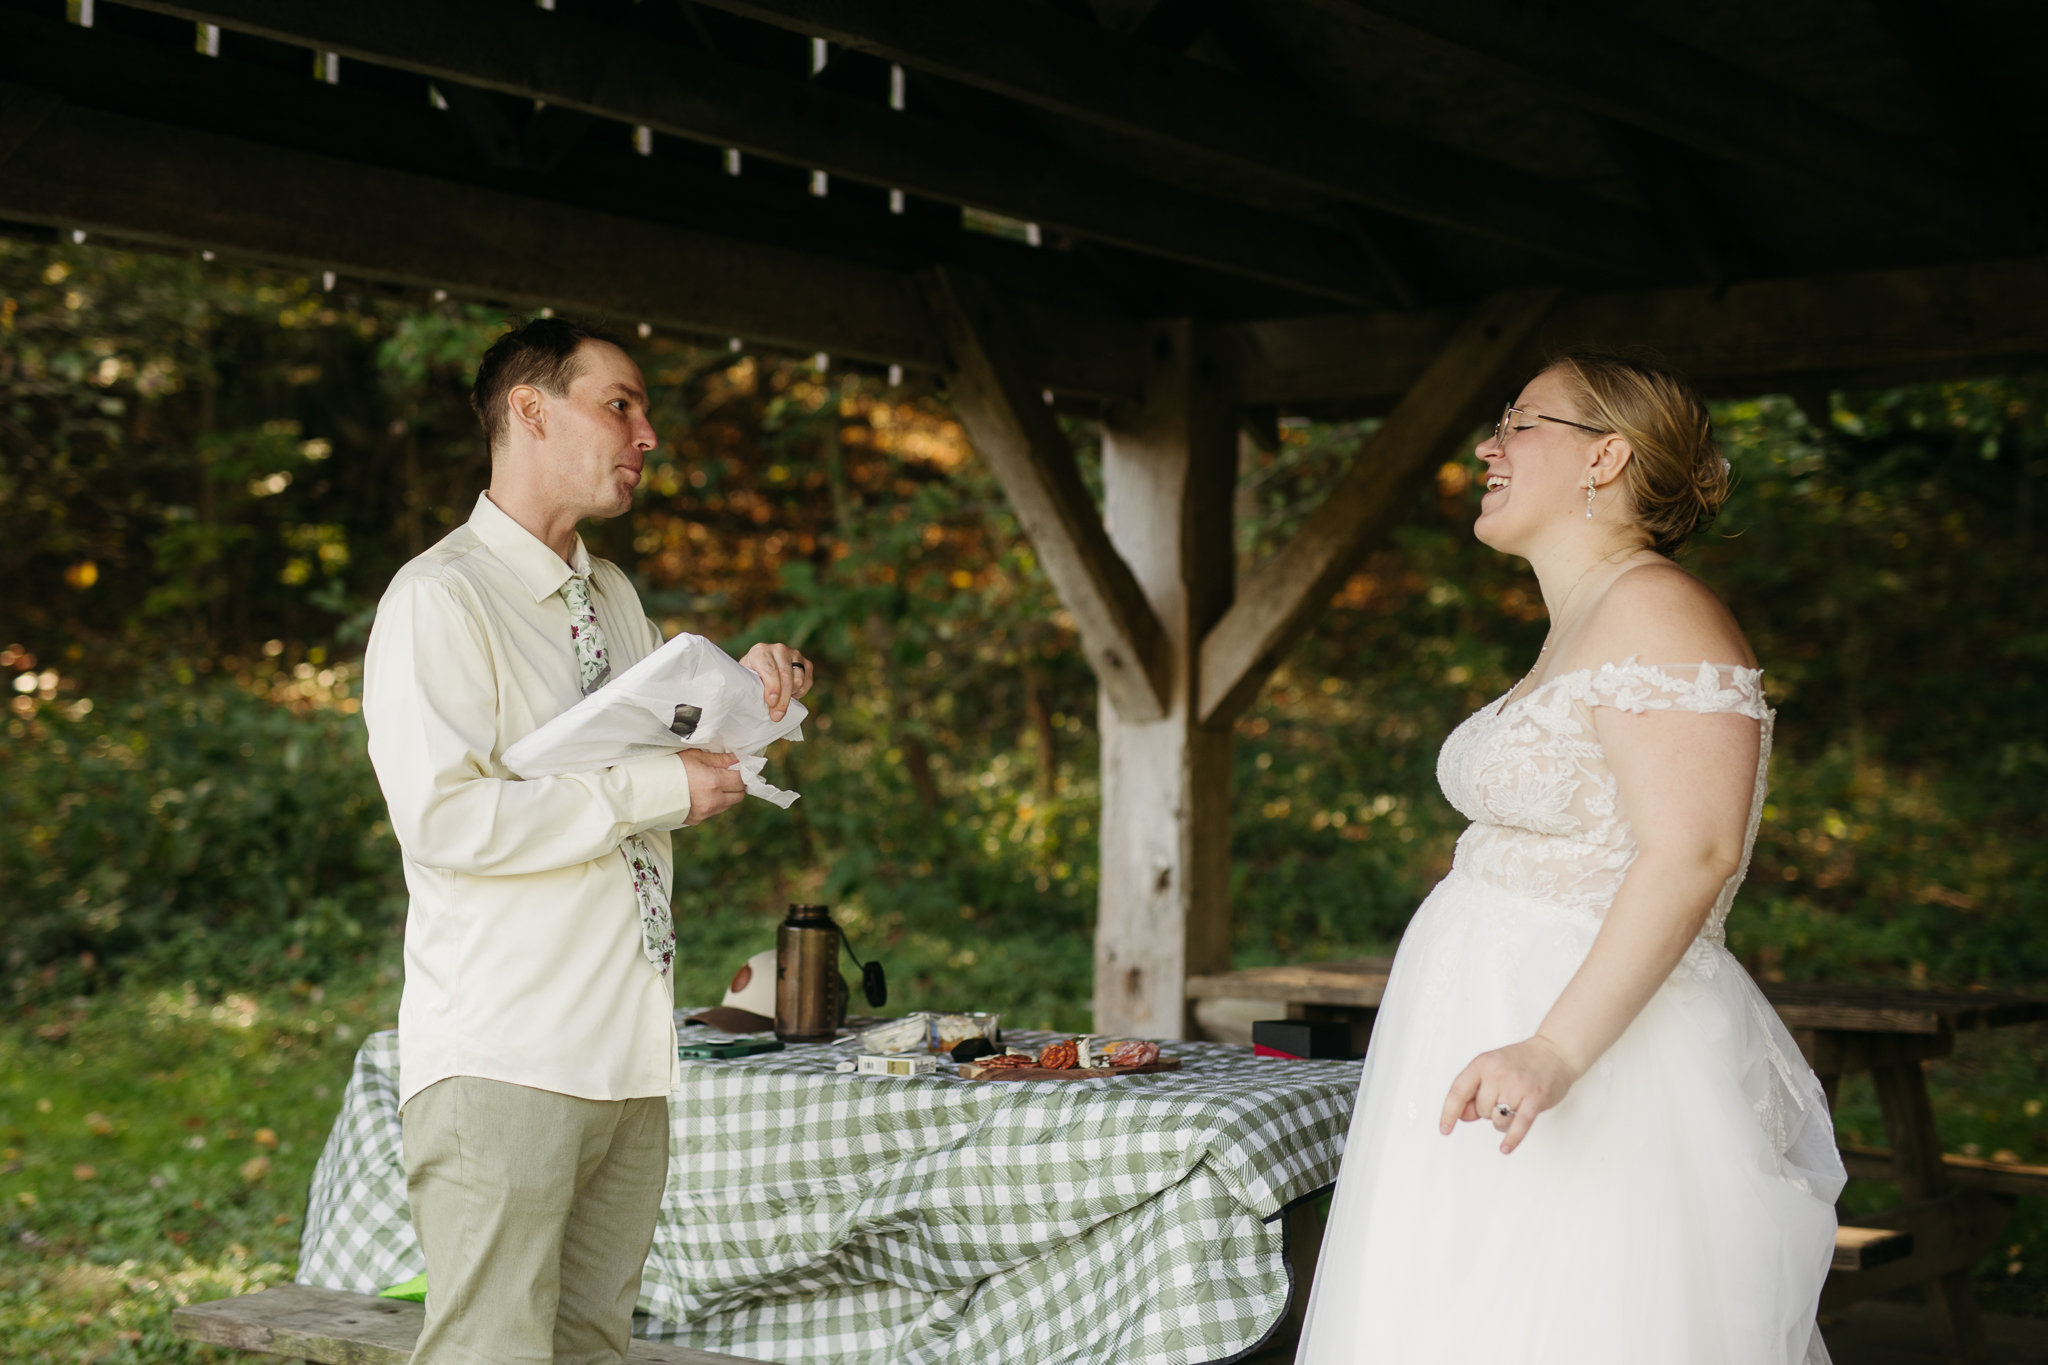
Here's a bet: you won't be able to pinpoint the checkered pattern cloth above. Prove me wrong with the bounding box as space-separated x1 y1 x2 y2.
296 1019 1358 1365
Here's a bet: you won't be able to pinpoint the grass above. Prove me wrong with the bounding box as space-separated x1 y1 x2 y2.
1 965 398 1364
3 973 2041 1363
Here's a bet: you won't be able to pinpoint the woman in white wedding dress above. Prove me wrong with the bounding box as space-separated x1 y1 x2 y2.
1295 354 1844 1365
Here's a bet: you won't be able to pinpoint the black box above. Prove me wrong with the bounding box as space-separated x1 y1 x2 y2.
1252 1019 1353 1060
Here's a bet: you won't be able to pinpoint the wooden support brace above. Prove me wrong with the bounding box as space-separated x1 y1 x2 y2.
1198 288 1562 726
925 267 1171 721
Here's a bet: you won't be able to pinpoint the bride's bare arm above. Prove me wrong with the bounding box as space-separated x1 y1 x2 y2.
1440 569 1761 1153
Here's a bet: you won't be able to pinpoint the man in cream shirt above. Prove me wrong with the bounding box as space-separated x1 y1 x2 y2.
362 317 811 1365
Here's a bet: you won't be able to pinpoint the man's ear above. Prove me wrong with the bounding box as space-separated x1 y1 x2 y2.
506 383 547 443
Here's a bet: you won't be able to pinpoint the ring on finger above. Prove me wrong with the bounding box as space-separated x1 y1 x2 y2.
1494 1103 1515 1119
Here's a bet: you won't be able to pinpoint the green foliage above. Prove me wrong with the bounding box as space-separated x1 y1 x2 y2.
0 239 498 672
1 677 401 1005
0 969 396 1364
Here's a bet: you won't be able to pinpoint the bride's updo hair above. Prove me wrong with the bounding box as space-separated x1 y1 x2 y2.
1546 351 1728 558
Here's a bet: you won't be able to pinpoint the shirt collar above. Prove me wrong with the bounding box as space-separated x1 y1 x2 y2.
467 491 593 602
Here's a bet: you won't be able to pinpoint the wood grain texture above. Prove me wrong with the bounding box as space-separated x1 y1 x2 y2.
1818 1191 2014 1314
1321 0 1997 248
1841 1143 2048 1200
1872 1055 1993 1358
1834 1225 1916 1273
1198 288 1562 725
117 0 1386 303
1093 320 1240 1039
927 268 1169 721
173 1284 769 1365
690 0 1672 276
0 92 941 369
1185 961 1393 1007
1762 984 2048 1035
1231 256 2048 407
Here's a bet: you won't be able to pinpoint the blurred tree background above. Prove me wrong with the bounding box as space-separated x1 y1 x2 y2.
2 237 2045 1354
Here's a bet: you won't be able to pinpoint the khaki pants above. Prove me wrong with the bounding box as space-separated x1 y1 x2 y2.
402 1077 669 1365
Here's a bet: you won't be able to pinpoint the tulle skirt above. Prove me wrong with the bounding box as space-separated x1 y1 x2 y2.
1295 869 1844 1365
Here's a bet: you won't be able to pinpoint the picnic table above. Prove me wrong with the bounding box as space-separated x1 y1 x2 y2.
292 1015 1358 1365
1188 962 2048 1365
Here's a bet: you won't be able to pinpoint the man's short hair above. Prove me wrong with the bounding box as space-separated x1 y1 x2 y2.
469 316 626 455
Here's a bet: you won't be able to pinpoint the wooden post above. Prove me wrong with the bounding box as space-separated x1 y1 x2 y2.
1094 320 1238 1038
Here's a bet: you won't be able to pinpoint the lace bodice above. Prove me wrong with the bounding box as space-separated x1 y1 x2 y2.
1435 659 1772 950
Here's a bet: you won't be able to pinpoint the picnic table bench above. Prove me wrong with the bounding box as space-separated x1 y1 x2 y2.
173 1283 771 1365
1189 962 2048 1365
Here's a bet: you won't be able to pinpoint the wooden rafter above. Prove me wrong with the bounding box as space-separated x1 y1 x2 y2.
1230 255 2048 408
688 0 1675 277
925 268 1172 723
1199 289 1563 726
115 0 1388 305
1316 0 2005 251
0 9 1149 399
0 87 957 372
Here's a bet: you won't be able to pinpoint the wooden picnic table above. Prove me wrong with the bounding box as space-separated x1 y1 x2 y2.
1187 963 2048 1365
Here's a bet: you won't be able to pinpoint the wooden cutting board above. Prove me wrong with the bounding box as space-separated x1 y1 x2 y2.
958 1058 1181 1081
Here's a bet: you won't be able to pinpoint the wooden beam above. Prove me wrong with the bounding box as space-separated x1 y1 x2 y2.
1319 0 2005 251
1199 289 1561 726
116 0 1389 304
0 89 944 367
0 9 1148 398
687 0 1675 278
925 268 1170 722
1231 255 2048 407
0 85 1147 398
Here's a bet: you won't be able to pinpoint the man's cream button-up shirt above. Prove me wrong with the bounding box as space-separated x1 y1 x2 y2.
364 492 689 1108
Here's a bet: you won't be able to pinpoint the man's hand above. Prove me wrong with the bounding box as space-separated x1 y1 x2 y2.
738 642 815 722
679 749 745 825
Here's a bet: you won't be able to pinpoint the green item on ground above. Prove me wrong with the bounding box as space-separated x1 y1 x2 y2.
676 1037 786 1060
378 1273 427 1303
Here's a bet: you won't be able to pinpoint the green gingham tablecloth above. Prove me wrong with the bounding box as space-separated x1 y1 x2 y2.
298 1016 1358 1365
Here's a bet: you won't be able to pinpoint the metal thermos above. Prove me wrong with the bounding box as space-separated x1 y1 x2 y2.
775 904 848 1043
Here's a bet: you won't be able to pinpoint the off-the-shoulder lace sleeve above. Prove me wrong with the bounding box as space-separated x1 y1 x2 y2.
1553 658 1770 720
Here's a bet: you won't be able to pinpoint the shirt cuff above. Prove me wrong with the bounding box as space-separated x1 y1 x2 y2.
618 751 694 832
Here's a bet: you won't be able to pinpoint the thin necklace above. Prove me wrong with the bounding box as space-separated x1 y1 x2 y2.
1507 551 1641 702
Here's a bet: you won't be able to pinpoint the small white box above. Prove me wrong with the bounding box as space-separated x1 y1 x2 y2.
855 1052 938 1077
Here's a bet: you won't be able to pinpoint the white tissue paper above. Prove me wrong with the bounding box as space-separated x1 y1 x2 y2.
502 633 808 808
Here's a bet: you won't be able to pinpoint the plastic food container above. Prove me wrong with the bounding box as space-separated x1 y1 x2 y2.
929 1012 1001 1054
856 1015 932 1055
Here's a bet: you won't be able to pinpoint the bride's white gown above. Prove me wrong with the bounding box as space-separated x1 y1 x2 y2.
1296 661 1845 1364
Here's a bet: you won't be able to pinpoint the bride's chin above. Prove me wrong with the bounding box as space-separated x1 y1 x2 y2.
1472 508 1518 554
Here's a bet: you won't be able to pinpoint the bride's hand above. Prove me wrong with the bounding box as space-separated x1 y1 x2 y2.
1438 1036 1582 1154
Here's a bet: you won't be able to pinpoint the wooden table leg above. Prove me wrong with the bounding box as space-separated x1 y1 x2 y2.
1870 1047 1987 1365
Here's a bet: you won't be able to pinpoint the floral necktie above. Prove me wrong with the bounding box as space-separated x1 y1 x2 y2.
560 573 675 976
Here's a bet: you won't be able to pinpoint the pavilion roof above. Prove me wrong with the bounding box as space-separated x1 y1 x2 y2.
0 0 2044 406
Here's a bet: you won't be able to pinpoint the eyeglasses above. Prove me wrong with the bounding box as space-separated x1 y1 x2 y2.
1494 404 1608 450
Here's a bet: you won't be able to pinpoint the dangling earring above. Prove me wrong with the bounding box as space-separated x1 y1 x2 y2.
1585 472 1596 520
